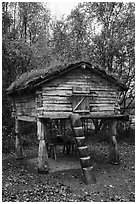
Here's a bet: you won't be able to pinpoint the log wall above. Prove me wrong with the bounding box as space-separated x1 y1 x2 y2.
13 66 121 119
40 67 120 116
14 94 36 117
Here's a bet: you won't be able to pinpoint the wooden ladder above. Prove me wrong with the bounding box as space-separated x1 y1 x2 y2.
70 114 96 184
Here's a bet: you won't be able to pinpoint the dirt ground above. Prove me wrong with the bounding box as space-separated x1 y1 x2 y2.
2 140 135 202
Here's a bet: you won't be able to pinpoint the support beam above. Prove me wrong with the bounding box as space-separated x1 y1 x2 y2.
15 118 23 159
107 120 120 165
37 118 49 173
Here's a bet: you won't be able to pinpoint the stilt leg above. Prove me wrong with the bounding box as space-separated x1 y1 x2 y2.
15 118 23 159
108 120 120 165
37 119 49 173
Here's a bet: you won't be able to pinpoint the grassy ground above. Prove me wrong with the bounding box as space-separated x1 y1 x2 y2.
2 140 135 202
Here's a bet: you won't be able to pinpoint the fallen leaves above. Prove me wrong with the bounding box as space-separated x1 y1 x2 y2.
2 141 135 202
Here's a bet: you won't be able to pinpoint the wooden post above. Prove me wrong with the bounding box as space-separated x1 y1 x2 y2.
37 118 49 173
108 120 120 165
15 118 23 159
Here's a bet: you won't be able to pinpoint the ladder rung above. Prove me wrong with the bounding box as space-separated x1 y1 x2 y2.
83 166 94 171
75 136 85 139
73 127 83 130
80 156 90 160
78 146 88 150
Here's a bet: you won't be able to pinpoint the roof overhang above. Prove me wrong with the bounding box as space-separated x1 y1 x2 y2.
7 61 128 96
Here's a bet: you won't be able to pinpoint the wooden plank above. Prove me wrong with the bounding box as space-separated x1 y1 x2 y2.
42 85 118 92
43 82 90 87
92 95 116 99
91 106 114 111
42 90 72 96
38 112 70 119
43 96 116 103
43 86 72 91
43 102 71 106
42 91 116 97
42 104 72 111
43 96 71 104
56 75 111 89
90 104 115 107
17 115 36 122
42 94 116 100
91 97 116 100
91 100 115 104
43 86 117 92
80 114 129 120
73 86 90 94
42 71 118 91
95 91 116 95
41 66 119 92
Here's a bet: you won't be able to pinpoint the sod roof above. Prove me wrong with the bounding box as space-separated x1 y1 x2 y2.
7 60 128 95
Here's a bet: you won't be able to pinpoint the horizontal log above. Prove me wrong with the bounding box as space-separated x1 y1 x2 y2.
95 91 116 96
42 90 72 96
90 111 114 115
16 109 36 115
16 104 36 109
43 84 118 92
38 112 71 119
15 107 36 113
90 104 115 108
91 106 114 111
43 98 71 104
93 96 116 99
17 115 36 122
16 106 35 111
80 114 129 121
16 99 35 103
42 97 116 105
43 104 72 111
90 101 115 104
43 86 72 91
47 70 118 88
43 81 118 91
42 91 116 97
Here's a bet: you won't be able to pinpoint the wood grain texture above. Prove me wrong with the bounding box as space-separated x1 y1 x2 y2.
42 67 118 115
13 66 121 119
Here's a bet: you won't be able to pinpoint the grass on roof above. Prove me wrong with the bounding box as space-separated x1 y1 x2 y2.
7 60 77 92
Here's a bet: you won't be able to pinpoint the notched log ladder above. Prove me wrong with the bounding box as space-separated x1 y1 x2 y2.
70 114 96 184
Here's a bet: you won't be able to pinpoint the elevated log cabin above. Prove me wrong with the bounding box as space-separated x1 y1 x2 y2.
7 61 127 119
7 61 128 182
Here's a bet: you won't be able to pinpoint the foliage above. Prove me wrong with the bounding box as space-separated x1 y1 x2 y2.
2 2 50 149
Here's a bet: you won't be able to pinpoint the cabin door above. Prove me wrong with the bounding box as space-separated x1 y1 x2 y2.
72 87 90 113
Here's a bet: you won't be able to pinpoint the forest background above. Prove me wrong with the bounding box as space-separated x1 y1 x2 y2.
2 2 135 152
